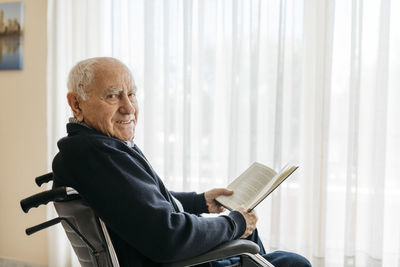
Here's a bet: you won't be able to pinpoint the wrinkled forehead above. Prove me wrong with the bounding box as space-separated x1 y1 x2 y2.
90 60 135 93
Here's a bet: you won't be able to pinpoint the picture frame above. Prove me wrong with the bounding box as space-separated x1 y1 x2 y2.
0 2 24 70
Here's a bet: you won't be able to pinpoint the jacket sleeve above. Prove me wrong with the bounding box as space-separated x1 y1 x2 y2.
170 191 209 215
53 136 246 263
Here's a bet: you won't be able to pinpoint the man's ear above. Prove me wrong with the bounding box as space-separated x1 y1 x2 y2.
67 92 84 122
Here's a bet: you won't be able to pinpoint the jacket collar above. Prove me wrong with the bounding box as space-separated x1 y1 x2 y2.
66 122 136 148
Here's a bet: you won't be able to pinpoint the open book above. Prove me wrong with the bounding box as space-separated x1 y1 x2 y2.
215 162 298 211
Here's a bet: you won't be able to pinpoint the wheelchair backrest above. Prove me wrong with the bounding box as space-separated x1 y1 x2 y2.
54 198 117 267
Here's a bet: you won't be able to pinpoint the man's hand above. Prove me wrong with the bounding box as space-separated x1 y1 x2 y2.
204 188 233 213
236 207 258 238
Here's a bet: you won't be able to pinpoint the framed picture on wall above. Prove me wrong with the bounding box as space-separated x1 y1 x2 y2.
0 2 24 70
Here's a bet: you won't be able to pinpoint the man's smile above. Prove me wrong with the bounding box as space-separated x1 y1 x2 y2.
116 120 134 124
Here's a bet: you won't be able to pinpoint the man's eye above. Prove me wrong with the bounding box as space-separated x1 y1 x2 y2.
106 94 118 99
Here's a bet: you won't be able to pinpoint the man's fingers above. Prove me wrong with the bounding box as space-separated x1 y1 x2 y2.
205 188 233 201
235 207 258 238
213 188 233 196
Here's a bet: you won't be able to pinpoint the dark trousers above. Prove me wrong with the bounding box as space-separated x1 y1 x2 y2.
205 229 312 267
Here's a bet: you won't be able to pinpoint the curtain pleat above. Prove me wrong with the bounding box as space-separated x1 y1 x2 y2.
303 0 335 258
344 0 362 257
162 0 173 185
182 0 192 190
269 0 286 250
227 0 239 180
143 0 156 158
249 0 260 164
369 0 391 260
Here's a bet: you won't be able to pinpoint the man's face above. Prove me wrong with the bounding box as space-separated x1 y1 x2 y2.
78 61 138 142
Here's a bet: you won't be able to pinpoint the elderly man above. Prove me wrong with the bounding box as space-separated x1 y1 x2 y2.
52 57 311 267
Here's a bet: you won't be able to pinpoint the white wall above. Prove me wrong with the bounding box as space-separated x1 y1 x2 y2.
0 0 48 264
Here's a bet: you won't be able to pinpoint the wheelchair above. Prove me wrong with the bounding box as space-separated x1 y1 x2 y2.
20 173 273 267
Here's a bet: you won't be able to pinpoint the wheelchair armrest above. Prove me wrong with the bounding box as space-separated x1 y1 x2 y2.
164 239 260 267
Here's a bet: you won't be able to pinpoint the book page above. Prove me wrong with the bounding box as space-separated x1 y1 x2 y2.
216 162 277 210
248 163 298 210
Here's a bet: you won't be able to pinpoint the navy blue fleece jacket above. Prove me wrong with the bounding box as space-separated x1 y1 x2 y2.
52 123 246 266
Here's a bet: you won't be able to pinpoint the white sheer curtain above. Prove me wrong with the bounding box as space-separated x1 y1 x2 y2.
47 0 400 266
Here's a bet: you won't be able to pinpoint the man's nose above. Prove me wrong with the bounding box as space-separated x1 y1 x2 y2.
119 94 135 114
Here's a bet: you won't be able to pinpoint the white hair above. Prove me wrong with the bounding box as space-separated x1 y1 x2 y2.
67 58 97 100
67 57 132 101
